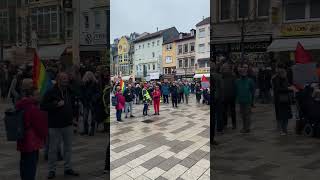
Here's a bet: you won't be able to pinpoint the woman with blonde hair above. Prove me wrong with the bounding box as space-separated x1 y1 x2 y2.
80 71 99 136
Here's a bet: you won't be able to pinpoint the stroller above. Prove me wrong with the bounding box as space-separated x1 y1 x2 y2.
295 83 320 137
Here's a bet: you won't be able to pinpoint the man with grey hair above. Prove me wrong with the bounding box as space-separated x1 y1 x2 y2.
41 72 79 179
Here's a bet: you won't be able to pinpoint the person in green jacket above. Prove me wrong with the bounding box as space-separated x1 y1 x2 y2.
178 83 184 103
235 63 254 133
183 83 191 104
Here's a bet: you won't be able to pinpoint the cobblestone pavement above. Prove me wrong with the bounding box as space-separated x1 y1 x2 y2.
110 95 210 180
213 103 320 180
0 101 107 180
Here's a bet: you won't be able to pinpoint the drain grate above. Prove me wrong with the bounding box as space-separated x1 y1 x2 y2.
142 119 154 123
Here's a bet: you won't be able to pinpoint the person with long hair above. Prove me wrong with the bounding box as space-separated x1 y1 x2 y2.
80 71 99 136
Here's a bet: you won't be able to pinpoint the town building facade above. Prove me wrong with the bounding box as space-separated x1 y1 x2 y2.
162 39 177 81
195 17 210 77
133 27 179 81
211 0 273 67
175 30 196 79
267 0 320 64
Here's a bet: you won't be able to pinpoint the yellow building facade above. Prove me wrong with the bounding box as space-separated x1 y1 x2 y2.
162 41 177 75
118 37 130 75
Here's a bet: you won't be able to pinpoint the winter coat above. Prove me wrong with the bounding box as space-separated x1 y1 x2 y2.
235 77 254 104
272 75 292 120
41 85 75 128
183 86 190 96
115 92 125 110
152 89 161 102
221 73 236 101
161 84 170 96
170 85 178 97
16 97 48 152
123 88 135 102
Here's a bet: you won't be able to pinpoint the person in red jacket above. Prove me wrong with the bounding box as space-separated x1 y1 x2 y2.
16 78 48 180
152 85 161 115
115 86 125 122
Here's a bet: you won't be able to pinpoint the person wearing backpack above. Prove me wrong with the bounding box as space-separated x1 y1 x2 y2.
16 78 48 180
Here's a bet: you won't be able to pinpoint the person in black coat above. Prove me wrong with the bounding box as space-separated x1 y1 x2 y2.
170 82 178 108
272 66 295 135
80 71 100 136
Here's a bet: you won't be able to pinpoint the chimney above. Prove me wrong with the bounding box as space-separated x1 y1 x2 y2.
157 27 159 32
190 29 195 36
179 33 183 39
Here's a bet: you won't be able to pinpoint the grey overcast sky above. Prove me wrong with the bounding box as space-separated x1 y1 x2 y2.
110 0 209 43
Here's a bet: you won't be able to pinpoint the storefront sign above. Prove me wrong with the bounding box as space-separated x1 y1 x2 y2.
82 32 107 45
195 69 209 74
213 41 270 53
280 23 320 36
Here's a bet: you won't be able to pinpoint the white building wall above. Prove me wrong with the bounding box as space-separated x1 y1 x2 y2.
195 23 210 63
134 37 163 77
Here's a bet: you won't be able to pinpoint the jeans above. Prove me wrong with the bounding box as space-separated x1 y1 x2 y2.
143 103 148 115
116 110 122 121
280 118 289 133
223 98 236 128
239 104 251 131
172 96 178 107
20 151 39 180
48 126 73 172
163 95 169 104
125 101 133 117
185 94 189 104
178 93 184 103
215 101 224 132
83 106 95 134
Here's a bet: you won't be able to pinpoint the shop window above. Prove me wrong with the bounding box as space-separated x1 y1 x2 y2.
220 0 231 20
257 0 270 17
238 0 249 18
285 0 306 21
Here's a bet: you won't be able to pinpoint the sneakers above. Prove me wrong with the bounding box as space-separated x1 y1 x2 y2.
64 169 79 176
130 115 135 118
47 171 56 179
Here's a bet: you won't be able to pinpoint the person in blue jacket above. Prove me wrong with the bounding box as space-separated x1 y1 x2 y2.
161 82 170 104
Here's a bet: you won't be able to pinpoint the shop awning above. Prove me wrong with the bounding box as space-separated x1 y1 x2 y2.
267 38 320 52
38 44 68 60
194 74 210 78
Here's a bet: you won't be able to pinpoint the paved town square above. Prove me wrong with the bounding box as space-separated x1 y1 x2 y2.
110 95 210 180
0 101 107 180
213 104 320 180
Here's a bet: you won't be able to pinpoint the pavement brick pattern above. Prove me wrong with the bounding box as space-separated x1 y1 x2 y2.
213 104 320 180
0 101 107 180
110 95 210 180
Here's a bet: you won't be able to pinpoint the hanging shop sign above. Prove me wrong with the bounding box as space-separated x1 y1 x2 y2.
280 23 320 37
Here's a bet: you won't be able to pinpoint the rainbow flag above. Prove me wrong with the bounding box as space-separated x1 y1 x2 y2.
32 50 52 96
119 79 125 93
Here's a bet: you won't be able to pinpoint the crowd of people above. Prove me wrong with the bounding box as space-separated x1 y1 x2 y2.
1 60 110 179
111 79 210 122
212 61 320 146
